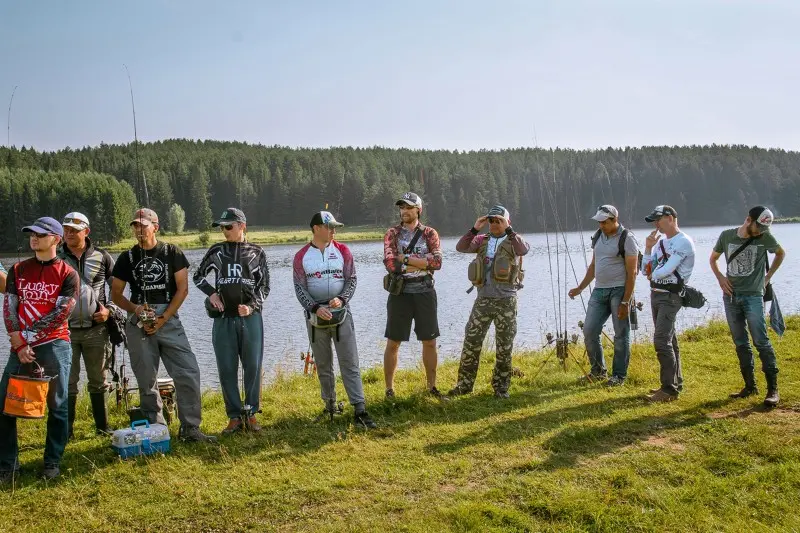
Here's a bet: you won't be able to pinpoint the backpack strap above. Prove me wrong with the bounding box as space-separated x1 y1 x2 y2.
590 228 602 249
617 227 628 258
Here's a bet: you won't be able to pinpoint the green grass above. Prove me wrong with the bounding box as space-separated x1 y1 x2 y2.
103 225 384 252
2 317 800 532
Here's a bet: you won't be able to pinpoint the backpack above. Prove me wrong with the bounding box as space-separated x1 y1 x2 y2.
591 226 643 271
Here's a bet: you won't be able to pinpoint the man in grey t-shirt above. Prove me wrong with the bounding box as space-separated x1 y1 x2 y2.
569 205 639 385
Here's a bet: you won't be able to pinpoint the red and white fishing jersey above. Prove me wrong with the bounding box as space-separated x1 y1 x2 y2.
293 240 357 312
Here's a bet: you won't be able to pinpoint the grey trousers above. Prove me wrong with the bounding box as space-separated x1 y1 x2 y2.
306 311 366 411
126 304 203 428
69 324 111 395
651 291 684 395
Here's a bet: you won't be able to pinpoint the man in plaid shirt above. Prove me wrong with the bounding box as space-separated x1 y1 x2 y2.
382 192 445 400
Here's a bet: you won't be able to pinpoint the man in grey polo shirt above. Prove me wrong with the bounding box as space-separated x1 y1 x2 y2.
569 205 639 385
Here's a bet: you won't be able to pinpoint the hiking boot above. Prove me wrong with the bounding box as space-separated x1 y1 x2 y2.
428 387 450 401
180 426 218 443
494 391 510 399
41 464 60 481
607 376 625 387
764 389 780 408
247 417 262 432
354 411 377 429
646 390 678 403
385 388 396 399
0 469 20 485
729 387 759 399
447 386 471 398
222 418 243 435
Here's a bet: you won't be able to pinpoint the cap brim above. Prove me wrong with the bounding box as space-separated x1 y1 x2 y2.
22 225 54 235
63 223 88 230
591 213 611 222
130 219 153 226
644 215 660 222
328 222 344 228
396 200 418 207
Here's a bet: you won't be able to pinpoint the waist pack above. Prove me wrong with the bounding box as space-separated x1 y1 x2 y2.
383 273 405 296
307 306 349 329
680 285 707 309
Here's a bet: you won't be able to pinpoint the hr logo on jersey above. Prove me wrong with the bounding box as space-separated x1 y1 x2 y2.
227 264 242 278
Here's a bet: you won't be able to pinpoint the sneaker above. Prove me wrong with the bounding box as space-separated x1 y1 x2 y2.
729 387 759 399
494 391 510 399
764 389 780 408
41 464 60 481
222 418 243 435
580 373 607 384
646 390 678 403
246 417 262 432
385 388 396 399
180 426 218 443
354 411 377 429
607 376 625 387
428 387 450 401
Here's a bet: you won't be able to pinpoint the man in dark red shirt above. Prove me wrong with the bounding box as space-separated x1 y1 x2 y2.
0 217 79 483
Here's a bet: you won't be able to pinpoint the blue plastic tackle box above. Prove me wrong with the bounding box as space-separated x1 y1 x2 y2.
111 420 171 458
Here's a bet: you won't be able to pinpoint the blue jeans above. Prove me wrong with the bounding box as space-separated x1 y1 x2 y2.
212 313 264 419
723 294 778 390
583 286 631 379
0 340 72 471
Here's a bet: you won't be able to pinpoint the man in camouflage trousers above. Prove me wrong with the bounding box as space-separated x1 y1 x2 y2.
449 206 530 398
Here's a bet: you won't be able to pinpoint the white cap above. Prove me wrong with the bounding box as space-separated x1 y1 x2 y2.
62 211 90 230
591 205 619 222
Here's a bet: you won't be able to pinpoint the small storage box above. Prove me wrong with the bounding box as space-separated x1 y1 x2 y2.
112 420 171 458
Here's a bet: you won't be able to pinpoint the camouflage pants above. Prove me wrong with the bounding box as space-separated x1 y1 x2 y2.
454 296 518 394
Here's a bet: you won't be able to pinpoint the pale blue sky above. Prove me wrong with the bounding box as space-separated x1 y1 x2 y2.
2 0 798 152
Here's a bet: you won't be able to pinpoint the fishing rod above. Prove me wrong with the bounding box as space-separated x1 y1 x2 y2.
124 65 155 330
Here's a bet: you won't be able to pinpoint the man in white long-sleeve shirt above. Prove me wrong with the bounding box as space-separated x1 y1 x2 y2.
642 205 695 402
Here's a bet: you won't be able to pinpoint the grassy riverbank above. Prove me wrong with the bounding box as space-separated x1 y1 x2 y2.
2 318 799 532
103 225 385 252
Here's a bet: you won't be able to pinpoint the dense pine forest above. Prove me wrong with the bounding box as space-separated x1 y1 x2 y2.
1 141 799 250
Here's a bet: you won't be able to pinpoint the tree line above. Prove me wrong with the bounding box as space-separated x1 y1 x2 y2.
1 141 799 250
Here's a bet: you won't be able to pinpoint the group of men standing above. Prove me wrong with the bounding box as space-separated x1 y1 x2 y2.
570 203 785 407
0 192 786 484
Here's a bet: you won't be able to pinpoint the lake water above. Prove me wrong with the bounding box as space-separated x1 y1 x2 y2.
2 223 797 389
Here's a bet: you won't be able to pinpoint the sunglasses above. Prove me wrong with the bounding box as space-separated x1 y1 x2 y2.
30 232 50 239
597 206 614 215
220 224 236 231
488 217 501 223
63 218 86 226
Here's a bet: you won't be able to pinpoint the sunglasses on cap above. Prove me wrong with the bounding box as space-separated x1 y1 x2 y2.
63 217 87 226
597 206 615 215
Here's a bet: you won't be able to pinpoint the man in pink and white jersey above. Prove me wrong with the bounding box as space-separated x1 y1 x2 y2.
293 211 376 429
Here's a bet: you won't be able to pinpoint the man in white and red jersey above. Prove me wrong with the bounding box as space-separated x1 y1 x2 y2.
293 211 376 429
0 217 79 483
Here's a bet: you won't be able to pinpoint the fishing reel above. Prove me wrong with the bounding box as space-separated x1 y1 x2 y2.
137 304 157 327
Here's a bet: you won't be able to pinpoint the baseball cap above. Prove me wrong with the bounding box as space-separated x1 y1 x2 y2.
212 207 246 227
749 206 774 228
62 211 90 231
395 192 423 210
590 205 619 222
486 205 511 223
22 217 64 238
309 210 344 228
644 205 678 222
129 208 159 226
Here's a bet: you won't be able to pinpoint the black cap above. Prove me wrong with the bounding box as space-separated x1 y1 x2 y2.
644 205 678 222
212 208 246 227
309 210 344 228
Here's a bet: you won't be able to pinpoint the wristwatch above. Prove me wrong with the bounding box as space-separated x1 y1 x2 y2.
403 256 409 265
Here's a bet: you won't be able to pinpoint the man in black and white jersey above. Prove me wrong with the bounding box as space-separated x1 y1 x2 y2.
194 208 270 434
642 205 696 402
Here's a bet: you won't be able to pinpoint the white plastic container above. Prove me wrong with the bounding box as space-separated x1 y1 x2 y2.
111 420 171 458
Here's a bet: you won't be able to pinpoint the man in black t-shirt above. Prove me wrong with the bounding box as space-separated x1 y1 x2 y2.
111 208 215 442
